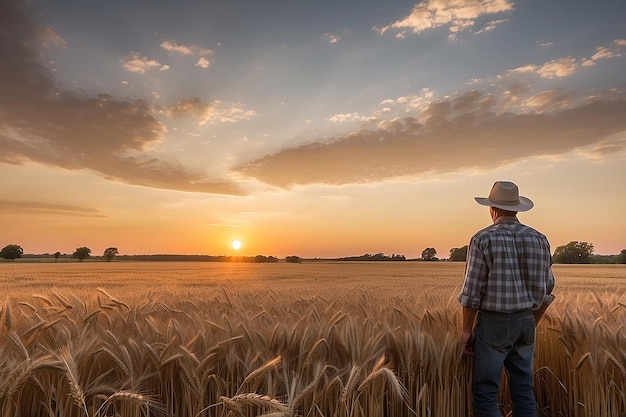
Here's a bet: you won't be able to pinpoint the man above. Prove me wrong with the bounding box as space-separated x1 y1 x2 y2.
458 181 555 417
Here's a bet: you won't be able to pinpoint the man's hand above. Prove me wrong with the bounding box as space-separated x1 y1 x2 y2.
461 331 475 357
533 303 550 325
461 306 477 356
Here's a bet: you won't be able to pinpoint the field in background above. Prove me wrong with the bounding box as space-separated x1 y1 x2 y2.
1 262 625 416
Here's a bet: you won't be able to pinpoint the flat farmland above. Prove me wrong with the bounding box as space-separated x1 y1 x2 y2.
1 261 625 417
1 261 471 300
3 260 624 299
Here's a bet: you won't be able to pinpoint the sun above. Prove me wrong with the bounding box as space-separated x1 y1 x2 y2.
231 240 242 250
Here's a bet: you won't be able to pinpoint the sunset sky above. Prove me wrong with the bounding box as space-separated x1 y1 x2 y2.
2 0 625 258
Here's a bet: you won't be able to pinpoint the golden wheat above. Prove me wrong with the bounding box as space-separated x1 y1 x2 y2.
0 262 624 416
240 355 282 390
221 393 288 410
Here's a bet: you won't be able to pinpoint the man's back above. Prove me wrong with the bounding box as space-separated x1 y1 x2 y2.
460 216 555 313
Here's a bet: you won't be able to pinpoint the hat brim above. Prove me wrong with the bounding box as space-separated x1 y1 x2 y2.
474 196 534 212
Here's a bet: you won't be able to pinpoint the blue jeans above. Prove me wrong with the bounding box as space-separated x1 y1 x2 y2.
472 310 537 417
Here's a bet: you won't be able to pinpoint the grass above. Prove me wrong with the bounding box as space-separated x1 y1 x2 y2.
0 262 625 416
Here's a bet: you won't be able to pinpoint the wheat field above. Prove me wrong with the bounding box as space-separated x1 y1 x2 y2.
1 261 625 416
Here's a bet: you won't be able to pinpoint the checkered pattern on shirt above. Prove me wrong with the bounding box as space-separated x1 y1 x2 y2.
458 217 555 313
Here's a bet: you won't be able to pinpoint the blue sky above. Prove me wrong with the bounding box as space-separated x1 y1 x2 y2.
1 0 626 256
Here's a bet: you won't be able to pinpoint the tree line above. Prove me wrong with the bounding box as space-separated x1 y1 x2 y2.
424 241 626 264
0 245 115 262
0 244 293 263
446 241 626 264
2 242 626 264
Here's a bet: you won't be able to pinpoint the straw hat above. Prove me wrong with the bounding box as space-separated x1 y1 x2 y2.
474 181 534 212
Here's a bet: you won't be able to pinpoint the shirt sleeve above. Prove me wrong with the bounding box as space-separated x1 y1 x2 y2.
542 259 556 306
458 236 488 309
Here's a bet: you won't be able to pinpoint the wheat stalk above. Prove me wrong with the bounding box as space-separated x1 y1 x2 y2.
58 347 88 415
82 308 102 323
221 393 289 415
1 354 59 403
18 301 38 313
22 319 47 339
340 365 363 402
4 298 12 330
303 338 329 369
107 294 130 310
357 367 409 402
241 355 282 389
7 330 29 360
575 352 592 371
0 359 31 399
32 294 54 306
51 292 73 309
94 390 151 416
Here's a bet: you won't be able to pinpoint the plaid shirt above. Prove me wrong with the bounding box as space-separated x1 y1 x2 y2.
458 217 555 313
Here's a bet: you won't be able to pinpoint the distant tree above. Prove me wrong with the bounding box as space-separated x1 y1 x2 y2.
253 255 279 263
54 251 61 261
449 246 468 262
0 244 24 261
618 249 626 264
285 255 302 263
589 254 614 264
337 253 401 261
421 247 438 261
553 241 594 264
72 247 91 262
103 247 119 262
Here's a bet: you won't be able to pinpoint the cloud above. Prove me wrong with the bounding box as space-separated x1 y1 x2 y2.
579 136 626 158
326 113 372 123
590 46 617 61
164 98 256 125
161 39 214 68
213 103 257 124
123 40 216 74
512 39 626 75
0 200 105 217
323 33 341 44
536 57 577 79
161 40 194 55
196 57 210 68
122 51 168 73
161 39 213 57
0 0 245 195
582 42 624 67
508 57 577 79
166 97 214 124
508 65 538 75
525 89 576 112
40 25 66 48
376 0 513 37
475 18 509 34
234 90 626 188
